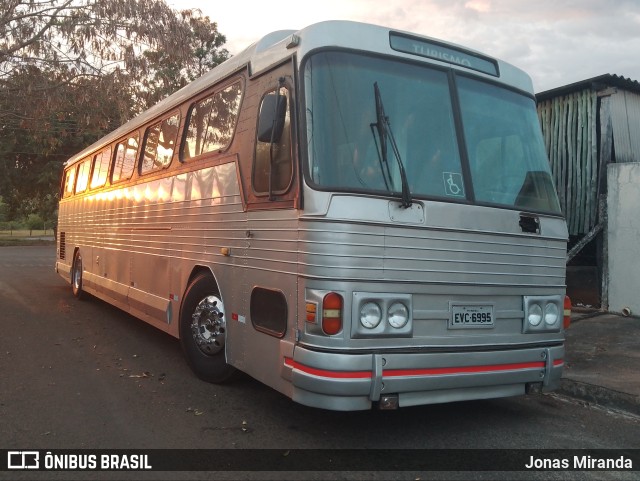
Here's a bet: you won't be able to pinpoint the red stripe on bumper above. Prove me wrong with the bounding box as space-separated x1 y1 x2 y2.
384 361 545 377
284 358 372 379
284 357 563 380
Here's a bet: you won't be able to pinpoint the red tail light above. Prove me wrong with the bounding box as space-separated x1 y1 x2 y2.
322 292 343 335
563 296 571 329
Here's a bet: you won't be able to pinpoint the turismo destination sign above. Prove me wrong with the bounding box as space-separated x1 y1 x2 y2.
390 32 499 76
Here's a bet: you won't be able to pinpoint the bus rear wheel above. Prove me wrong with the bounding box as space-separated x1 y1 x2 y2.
179 273 236 383
71 251 84 299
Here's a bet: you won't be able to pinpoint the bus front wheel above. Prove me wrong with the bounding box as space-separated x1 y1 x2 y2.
179 273 236 383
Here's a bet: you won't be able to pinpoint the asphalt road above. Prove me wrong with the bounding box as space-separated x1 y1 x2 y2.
1 245 638 481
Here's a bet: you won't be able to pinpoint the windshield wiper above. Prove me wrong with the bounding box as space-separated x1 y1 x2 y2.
370 82 412 208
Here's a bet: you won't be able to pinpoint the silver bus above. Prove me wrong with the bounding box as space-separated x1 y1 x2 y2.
56 21 569 410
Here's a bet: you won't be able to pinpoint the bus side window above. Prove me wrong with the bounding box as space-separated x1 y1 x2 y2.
63 167 77 198
74 158 92 194
112 135 139 183
141 113 180 174
90 148 111 189
252 87 292 196
182 81 243 161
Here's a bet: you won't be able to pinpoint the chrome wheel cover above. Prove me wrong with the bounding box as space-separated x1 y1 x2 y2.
191 295 226 355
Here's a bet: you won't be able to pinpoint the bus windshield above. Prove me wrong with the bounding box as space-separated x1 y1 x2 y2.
303 51 561 215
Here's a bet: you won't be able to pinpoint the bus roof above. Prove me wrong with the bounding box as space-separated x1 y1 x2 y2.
65 20 532 167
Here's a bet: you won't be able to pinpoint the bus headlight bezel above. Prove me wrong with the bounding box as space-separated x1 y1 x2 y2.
523 295 563 333
351 292 413 338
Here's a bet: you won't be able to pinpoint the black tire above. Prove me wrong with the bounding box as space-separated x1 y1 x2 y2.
71 251 84 299
179 273 236 383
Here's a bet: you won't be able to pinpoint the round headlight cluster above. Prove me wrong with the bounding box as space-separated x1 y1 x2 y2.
527 300 561 330
359 301 409 330
360 302 382 329
388 302 409 329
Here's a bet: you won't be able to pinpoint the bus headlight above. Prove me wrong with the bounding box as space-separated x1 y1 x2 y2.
360 302 382 329
388 302 409 329
544 303 559 326
528 304 543 326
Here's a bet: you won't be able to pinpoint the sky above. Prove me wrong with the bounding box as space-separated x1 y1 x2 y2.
169 0 640 93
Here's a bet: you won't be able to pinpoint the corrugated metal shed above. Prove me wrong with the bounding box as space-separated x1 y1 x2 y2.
610 89 640 163
536 74 640 236
537 90 598 236
537 74 640 309
537 74 640 99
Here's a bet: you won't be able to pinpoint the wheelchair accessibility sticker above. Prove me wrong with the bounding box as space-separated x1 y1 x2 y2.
443 172 464 197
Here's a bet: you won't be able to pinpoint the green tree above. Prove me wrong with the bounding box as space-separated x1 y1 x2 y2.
0 0 229 222
26 212 43 236
1 1 229 110
0 66 131 220
0 195 8 222
140 14 229 109
1 0 194 81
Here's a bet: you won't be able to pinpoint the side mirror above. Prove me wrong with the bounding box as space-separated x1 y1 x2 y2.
257 93 287 143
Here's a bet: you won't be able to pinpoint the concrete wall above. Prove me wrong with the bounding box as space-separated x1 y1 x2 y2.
607 162 640 315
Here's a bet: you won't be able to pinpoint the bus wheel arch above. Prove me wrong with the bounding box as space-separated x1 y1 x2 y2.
179 271 236 383
186 265 218 290
71 248 84 299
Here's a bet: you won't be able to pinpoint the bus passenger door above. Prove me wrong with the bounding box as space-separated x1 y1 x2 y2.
229 63 299 391
242 62 299 212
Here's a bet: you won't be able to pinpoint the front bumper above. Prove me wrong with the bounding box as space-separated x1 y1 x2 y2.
283 344 564 410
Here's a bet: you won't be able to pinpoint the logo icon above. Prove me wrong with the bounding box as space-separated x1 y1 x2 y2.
8 451 39 469
443 172 464 197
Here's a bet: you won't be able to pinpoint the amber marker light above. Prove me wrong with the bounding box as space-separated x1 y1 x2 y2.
563 296 572 329
322 292 343 335
306 302 317 322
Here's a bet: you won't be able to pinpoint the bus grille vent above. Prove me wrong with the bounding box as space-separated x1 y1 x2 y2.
59 232 66 260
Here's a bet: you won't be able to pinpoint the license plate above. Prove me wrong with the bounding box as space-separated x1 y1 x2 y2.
449 304 494 329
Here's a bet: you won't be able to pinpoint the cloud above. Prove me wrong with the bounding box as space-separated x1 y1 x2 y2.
171 0 640 91
464 0 492 14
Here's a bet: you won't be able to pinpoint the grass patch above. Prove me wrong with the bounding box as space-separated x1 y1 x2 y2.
0 238 55 246
0 229 53 237
0 229 56 246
